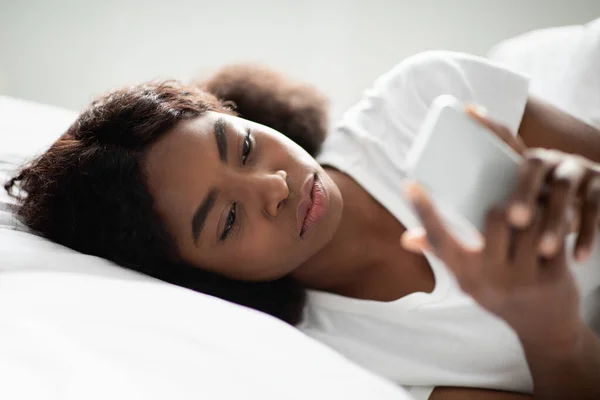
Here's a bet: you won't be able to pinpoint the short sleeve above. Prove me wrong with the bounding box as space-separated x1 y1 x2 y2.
405 51 530 135
317 51 530 172
403 386 435 400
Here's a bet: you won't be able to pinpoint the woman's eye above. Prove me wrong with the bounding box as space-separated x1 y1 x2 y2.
220 203 237 241
241 131 252 165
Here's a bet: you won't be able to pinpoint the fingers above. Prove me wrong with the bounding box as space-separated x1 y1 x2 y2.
483 206 511 266
482 206 512 284
512 205 546 281
538 158 586 257
508 149 557 228
404 182 476 273
465 104 527 154
575 175 600 261
543 241 569 277
507 150 600 261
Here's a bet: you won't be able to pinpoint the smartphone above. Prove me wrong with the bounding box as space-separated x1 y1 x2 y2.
406 95 523 235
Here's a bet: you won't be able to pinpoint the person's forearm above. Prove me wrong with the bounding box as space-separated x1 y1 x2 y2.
519 321 600 399
518 97 600 163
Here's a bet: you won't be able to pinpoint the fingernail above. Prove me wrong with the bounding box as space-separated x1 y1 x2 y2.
509 203 531 227
400 235 425 253
403 227 427 241
403 181 421 201
400 228 427 253
539 233 557 256
465 104 488 118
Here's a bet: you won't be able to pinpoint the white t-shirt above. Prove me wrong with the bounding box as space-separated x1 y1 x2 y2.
298 50 600 399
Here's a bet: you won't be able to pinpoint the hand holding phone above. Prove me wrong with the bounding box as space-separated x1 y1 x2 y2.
404 95 600 262
405 95 523 245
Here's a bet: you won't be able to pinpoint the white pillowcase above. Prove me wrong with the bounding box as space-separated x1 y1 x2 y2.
0 96 413 400
488 17 600 127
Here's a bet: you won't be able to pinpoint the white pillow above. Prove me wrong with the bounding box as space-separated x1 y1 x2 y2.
0 96 79 208
488 17 600 127
0 96 78 163
0 96 413 399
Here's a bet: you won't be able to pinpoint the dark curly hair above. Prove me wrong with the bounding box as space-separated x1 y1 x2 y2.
5 73 329 325
196 64 329 156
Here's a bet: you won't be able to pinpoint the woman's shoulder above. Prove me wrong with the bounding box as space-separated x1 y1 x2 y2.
371 50 517 108
318 51 489 163
322 50 529 152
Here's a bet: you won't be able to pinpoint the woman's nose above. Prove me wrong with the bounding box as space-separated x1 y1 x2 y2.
259 170 289 217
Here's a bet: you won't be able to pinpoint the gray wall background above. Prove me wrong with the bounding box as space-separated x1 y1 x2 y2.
1 0 599 122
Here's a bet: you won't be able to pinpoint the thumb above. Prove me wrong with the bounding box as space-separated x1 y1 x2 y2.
465 104 526 155
400 227 430 254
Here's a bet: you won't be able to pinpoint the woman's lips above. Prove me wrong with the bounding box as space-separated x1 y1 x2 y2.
296 173 329 238
296 174 315 236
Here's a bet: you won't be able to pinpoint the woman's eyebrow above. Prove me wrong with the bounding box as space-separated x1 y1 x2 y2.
191 188 219 246
214 118 228 164
190 118 230 245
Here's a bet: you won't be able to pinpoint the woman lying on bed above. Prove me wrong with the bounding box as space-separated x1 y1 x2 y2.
5 52 600 399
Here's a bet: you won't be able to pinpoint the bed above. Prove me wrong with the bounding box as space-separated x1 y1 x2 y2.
2 17 599 400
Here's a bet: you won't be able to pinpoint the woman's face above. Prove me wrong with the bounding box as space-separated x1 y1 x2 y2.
145 111 343 281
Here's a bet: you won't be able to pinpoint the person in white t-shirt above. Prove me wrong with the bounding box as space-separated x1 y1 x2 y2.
5 50 600 398
297 50 600 400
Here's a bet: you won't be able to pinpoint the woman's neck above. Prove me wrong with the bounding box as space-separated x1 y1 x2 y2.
291 168 380 289
292 167 435 300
